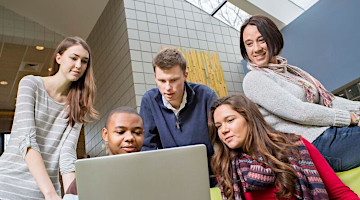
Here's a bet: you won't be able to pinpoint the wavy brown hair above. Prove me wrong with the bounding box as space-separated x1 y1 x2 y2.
50 36 98 126
208 95 301 199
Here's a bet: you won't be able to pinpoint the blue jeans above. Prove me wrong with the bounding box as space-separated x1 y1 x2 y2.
312 126 360 172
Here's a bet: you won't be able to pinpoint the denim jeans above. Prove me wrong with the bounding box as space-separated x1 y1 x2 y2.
312 126 360 172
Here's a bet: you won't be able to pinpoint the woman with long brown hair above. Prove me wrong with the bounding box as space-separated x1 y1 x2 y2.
0 36 97 200
209 95 358 200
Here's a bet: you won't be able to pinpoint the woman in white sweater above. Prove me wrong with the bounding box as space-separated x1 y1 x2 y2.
241 15 360 172
0 37 97 200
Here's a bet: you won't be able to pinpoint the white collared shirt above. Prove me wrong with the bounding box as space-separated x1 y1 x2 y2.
162 89 187 117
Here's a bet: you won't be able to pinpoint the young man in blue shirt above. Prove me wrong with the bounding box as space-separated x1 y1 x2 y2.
140 48 217 186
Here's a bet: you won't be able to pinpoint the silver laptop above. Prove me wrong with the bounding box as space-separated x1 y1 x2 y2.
75 144 211 200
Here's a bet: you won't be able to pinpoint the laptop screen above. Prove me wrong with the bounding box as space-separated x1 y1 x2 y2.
75 144 211 200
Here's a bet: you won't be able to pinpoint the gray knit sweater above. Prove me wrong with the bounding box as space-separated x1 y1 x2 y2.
0 75 82 200
243 70 360 142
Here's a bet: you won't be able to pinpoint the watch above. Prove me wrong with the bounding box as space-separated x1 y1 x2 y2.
352 113 360 125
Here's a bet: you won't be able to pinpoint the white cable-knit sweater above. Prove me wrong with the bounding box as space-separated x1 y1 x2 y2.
243 70 360 142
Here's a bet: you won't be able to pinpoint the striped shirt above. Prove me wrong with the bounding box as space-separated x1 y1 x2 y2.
0 75 82 200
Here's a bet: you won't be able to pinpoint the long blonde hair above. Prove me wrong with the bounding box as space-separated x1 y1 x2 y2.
50 36 98 126
208 95 301 199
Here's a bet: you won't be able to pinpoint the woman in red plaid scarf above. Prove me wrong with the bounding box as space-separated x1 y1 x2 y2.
208 94 358 200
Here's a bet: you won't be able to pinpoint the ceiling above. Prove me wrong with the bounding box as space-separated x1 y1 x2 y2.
0 0 109 39
0 0 108 111
0 42 55 110
226 0 318 30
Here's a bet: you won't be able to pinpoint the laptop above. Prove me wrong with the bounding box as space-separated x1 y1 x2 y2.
75 144 211 200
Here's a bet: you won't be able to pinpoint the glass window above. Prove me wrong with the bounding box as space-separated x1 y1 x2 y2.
186 0 250 31
334 90 346 98
213 1 250 31
186 0 221 14
346 84 360 100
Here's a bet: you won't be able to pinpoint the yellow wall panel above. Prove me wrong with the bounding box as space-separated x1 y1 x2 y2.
159 47 228 97
180 48 228 97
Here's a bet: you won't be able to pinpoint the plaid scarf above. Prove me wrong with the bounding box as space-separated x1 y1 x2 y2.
219 139 329 200
247 56 334 107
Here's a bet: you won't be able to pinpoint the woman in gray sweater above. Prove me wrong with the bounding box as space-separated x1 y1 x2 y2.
240 15 360 172
0 37 97 200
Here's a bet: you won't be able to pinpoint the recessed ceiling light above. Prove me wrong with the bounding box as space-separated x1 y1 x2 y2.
0 81 8 85
36 46 45 51
48 67 52 72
